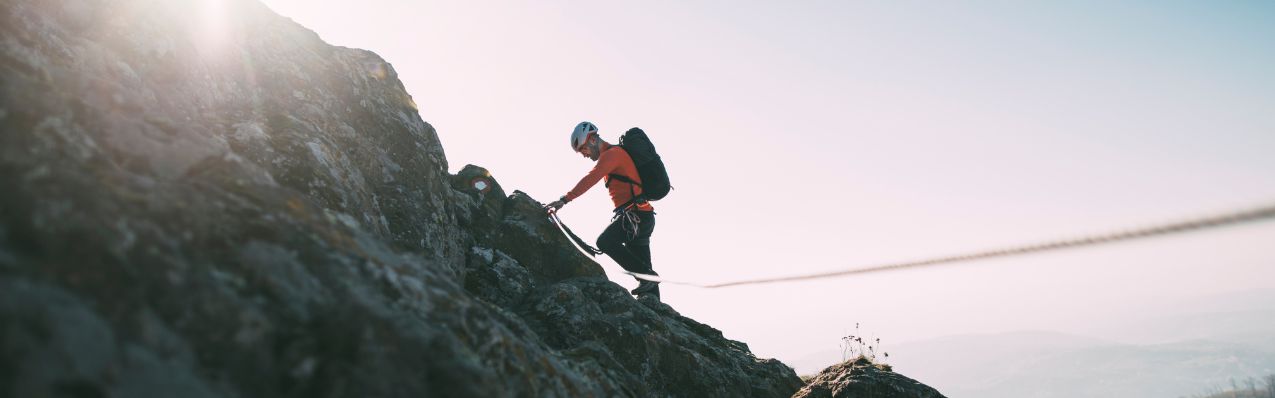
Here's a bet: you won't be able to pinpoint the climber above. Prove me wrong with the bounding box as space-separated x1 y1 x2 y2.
544 121 660 299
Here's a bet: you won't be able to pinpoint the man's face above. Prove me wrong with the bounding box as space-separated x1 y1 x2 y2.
576 135 600 161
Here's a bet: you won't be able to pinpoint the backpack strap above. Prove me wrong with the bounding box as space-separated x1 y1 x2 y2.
607 173 646 210
603 143 641 189
606 173 641 187
604 144 646 209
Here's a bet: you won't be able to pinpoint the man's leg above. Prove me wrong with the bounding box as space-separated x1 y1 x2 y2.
596 217 648 274
629 212 658 297
597 212 659 297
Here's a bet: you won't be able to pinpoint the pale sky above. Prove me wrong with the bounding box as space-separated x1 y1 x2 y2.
254 0 1275 373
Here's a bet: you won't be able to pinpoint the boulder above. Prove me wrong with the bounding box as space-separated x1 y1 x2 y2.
793 357 947 398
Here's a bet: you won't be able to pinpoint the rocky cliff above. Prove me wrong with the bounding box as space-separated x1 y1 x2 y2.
1 1 950 397
0 0 803 396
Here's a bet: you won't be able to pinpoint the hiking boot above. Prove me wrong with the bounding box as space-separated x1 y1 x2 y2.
631 280 660 296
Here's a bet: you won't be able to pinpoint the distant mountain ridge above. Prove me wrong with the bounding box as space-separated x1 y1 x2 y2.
891 331 1275 398
792 289 1275 398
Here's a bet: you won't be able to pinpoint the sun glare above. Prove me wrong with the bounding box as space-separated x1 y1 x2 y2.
193 0 232 59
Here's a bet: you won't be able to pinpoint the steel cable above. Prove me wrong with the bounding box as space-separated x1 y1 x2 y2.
622 202 1275 288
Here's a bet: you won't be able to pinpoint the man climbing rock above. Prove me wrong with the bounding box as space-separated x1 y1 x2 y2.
545 121 660 299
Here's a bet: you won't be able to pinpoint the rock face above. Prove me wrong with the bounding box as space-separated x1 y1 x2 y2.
793 357 947 398
0 0 804 397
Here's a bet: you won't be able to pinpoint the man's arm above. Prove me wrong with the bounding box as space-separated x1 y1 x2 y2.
547 149 621 212
563 149 620 202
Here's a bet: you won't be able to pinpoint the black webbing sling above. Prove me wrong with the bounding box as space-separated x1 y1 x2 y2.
549 211 603 256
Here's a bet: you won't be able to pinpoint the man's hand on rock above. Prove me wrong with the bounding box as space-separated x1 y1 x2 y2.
543 200 563 213
544 196 568 213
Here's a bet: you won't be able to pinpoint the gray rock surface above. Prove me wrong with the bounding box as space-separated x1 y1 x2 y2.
0 0 810 397
793 357 947 398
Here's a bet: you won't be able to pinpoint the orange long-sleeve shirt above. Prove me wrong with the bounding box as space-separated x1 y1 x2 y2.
564 144 655 212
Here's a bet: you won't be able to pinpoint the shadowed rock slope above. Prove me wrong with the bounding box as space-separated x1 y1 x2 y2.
0 0 803 397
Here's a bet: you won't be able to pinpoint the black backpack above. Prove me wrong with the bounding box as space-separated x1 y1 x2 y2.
608 127 671 204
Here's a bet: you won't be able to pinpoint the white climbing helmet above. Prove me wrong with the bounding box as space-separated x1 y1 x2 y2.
570 121 597 151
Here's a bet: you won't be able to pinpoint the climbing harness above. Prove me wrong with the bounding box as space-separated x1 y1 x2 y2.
613 203 643 241
622 201 1275 288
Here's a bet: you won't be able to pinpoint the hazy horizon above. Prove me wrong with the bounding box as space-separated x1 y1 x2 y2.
255 0 1275 380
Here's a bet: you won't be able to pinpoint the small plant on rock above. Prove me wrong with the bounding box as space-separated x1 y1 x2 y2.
840 323 889 368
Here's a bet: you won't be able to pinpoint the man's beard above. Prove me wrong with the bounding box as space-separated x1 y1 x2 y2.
588 141 601 161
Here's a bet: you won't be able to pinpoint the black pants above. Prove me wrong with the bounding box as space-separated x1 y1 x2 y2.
597 211 656 291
